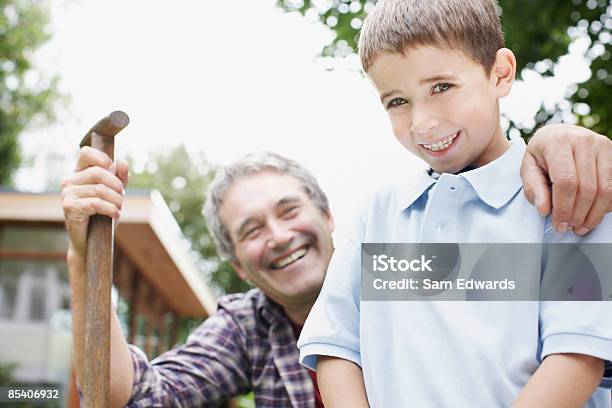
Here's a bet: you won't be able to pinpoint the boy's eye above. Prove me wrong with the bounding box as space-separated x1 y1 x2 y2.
387 97 407 109
432 83 453 94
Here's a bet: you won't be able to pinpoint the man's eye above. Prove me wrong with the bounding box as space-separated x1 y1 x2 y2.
432 83 453 94
244 226 261 239
282 206 299 219
387 98 407 109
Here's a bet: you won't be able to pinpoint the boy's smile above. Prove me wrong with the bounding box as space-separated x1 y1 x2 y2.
420 130 460 153
368 45 514 174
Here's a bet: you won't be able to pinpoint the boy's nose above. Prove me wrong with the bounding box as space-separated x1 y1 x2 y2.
410 118 438 135
410 105 438 135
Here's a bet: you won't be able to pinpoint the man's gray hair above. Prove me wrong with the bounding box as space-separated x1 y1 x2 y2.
203 151 330 261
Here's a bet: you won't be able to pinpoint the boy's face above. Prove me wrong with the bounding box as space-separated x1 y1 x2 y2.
368 46 513 174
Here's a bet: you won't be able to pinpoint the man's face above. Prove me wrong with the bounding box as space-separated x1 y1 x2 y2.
368 45 511 174
219 170 334 308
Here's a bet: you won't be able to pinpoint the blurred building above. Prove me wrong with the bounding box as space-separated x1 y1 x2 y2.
0 189 217 406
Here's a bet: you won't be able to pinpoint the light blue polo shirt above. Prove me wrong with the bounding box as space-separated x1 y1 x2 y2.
298 139 612 407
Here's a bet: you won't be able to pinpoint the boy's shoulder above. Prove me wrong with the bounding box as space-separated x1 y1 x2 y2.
334 168 433 242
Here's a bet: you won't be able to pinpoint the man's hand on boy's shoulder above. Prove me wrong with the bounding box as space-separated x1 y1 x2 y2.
520 124 612 236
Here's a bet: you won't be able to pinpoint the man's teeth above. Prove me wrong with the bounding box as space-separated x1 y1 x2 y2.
271 247 308 269
423 132 458 152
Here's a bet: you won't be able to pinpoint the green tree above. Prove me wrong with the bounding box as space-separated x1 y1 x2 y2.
277 0 611 138
0 0 59 185
127 145 250 295
0 362 17 385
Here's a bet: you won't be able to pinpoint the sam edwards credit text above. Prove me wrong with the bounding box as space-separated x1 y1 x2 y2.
373 278 517 291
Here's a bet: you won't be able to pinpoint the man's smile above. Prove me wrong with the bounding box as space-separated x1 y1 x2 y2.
270 245 309 270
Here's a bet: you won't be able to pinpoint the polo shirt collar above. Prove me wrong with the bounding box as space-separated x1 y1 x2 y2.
396 169 437 210
397 138 526 210
460 138 525 209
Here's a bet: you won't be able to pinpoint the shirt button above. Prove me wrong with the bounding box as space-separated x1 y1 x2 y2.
437 224 444 232
449 186 458 195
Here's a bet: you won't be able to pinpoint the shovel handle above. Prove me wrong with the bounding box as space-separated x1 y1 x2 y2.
80 110 129 408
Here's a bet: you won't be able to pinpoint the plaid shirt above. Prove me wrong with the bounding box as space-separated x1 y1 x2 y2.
126 288 316 407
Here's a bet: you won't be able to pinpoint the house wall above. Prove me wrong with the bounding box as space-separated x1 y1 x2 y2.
0 225 72 407
0 262 72 385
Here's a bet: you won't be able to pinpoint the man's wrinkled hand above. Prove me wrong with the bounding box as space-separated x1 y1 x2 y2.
520 124 612 235
60 146 129 256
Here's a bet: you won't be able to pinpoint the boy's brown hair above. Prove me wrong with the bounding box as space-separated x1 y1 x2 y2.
359 0 505 73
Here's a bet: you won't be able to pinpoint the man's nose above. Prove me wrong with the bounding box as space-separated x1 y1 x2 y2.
409 103 438 135
266 220 292 249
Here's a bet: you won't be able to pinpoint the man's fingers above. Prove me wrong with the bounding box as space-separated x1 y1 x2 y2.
62 183 123 210
526 124 611 234
570 141 598 229
62 166 125 194
63 196 121 220
75 146 114 172
520 152 551 216
73 147 128 190
575 151 612 235
116 159 130 187
549 146 577 232
575 198 608 236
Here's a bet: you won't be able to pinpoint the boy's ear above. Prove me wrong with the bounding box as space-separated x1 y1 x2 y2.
492 48 516 97
231 261 249 281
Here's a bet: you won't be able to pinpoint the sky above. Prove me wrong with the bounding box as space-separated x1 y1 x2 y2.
15 0 593 229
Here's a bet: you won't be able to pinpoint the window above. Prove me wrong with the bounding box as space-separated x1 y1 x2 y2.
0 269 19 319
29 272 46 321
0 260 69 323
0 225 68 252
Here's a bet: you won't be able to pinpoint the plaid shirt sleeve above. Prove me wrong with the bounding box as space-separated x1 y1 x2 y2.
126 307 251 407
603 359 612 388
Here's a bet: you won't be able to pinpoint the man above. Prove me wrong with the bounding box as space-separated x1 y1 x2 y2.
61 125 612 407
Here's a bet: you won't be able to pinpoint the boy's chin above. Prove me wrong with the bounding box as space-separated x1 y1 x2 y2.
418 153 464 175
428 162 465 175
415 148 469 174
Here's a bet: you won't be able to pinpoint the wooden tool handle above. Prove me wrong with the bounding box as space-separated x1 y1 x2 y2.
80 111 130 149
81 110 129 408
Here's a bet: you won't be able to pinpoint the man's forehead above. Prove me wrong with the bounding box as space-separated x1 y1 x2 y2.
219 171 312 223
231 170 307 200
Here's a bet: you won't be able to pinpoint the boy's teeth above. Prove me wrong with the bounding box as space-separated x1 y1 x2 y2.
423 132 458 152
271 247 308 269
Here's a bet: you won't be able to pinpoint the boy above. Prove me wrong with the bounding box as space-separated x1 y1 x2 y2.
297 0 612 407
